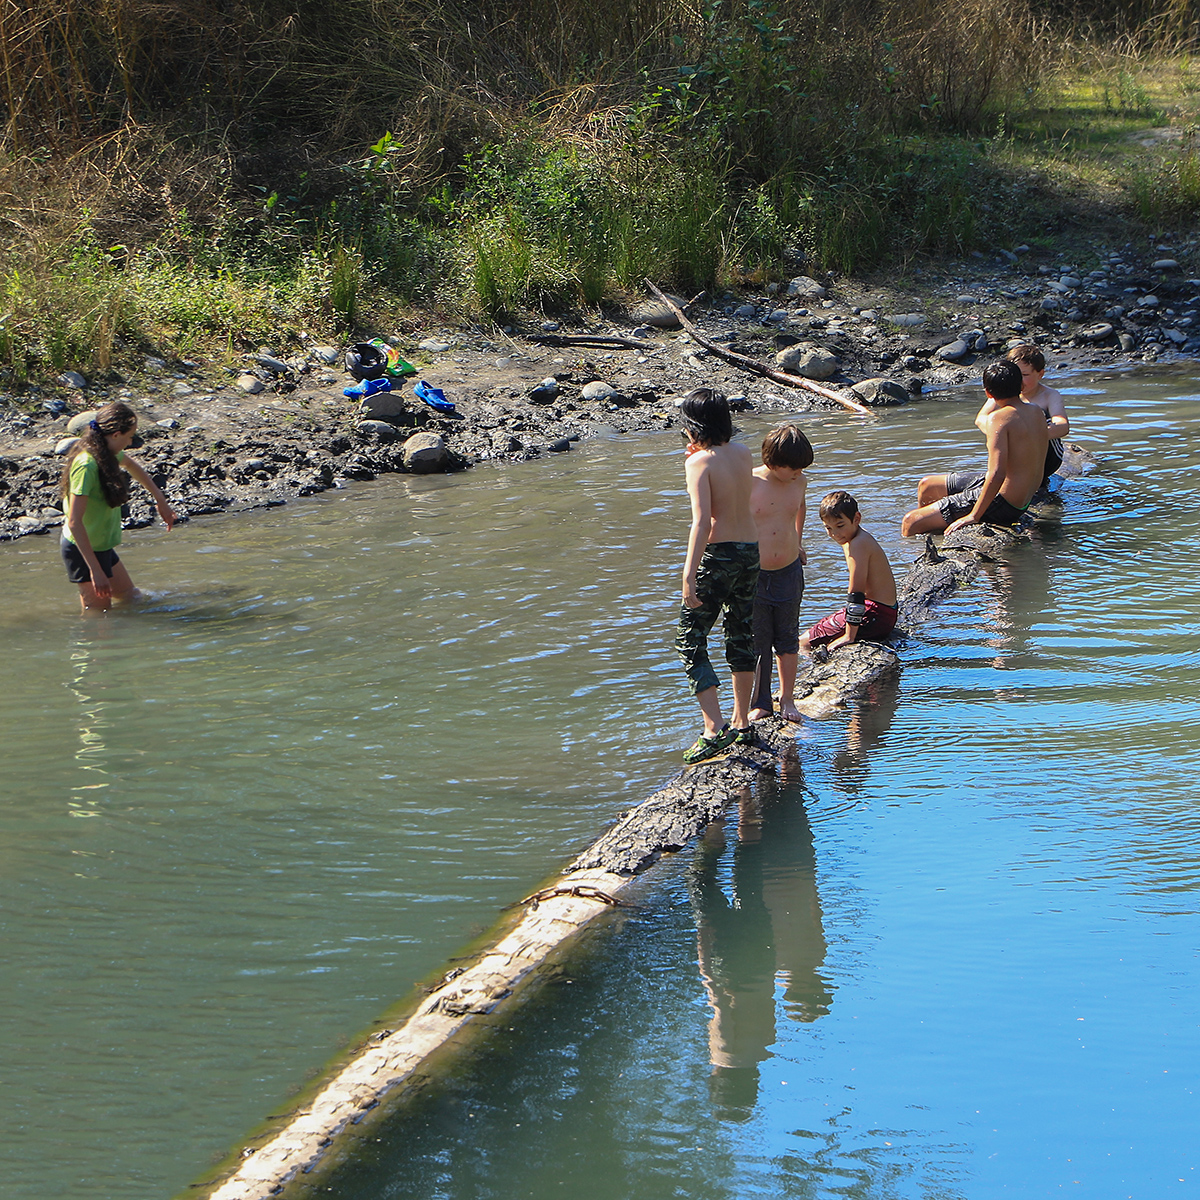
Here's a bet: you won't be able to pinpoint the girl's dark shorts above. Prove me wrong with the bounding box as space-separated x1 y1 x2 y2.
61 538 120 584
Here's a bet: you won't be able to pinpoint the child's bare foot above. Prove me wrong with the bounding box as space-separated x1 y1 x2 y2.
748 707 771 722
778 697 804 723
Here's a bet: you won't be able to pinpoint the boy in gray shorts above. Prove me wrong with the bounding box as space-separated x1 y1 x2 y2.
747 423 813 723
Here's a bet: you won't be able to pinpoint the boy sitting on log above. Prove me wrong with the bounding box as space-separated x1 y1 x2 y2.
1001 343 1069 488
675 388 760 763
800 491 897 653
748 422 813 724
900 359 1050 536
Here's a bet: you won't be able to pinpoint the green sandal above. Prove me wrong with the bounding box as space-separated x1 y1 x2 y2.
683 724 737 764
731 726 756 746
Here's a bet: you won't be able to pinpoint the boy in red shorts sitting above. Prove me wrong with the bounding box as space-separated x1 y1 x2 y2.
800 491 897 653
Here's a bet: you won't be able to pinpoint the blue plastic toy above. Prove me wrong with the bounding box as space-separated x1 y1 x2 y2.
412 380 455 413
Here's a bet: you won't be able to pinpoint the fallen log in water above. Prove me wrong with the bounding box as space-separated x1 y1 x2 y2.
195 730 801 1200
196 451 1096 1199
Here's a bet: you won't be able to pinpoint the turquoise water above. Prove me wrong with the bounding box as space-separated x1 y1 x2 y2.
3 367 1199 1199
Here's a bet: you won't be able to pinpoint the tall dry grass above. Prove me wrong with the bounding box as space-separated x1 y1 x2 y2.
0 0 1195 367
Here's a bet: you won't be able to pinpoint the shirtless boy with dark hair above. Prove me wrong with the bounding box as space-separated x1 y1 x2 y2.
674 388 761 764
900 359 1050 536
748 423 812 723
1002 343 1069 486
800 491 897 653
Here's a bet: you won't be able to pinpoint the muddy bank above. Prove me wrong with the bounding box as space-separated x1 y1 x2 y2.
1 245 1193 542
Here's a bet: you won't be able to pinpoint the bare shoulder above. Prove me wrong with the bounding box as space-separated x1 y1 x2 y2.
848 528 880 558
1041 382 1067 413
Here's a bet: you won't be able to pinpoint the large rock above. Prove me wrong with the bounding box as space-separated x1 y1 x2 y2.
786 275 828 299
775 342 839 379
885 312 925 328
357 420 404 442
581 380 621 402
67 410 98 435
936 338 970 362
850 377 909 406
794 347 840 380
359 390 408 420
529 377 559 404
1080 322 1115 343
402 432 449 474
631 295 686 329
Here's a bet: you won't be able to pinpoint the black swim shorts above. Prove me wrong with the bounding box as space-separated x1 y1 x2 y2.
936 485 1026 527
61 538 120 584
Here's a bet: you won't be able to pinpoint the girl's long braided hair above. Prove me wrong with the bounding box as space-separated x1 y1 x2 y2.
60 402 135 509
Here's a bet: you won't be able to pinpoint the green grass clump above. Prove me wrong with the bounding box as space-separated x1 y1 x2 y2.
1128 128 1200 218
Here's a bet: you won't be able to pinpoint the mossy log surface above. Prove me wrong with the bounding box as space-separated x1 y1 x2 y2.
197 455 1089 1199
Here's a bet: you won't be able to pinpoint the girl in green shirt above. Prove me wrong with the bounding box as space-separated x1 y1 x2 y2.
60 401 175 612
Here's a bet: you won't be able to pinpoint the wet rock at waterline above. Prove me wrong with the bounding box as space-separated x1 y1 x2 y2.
402 432 449 474
850 377 910 406
936 338 971 362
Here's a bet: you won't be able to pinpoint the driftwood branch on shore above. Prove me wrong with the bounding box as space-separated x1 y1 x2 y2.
529 333 660 351
643 280 875 416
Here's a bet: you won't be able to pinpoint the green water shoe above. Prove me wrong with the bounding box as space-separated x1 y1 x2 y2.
683 724 737 764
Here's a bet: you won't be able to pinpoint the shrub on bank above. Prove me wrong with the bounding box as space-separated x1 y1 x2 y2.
0 0 1196 368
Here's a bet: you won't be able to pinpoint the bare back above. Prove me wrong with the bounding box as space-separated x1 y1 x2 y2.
845 529 896 607
986 398 1050 509
689 441 758 544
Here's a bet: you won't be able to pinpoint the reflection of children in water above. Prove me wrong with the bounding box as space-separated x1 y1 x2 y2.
690 754 834 1112
831 673 901 797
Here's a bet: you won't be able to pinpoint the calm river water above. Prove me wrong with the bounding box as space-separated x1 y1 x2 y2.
3 366 1199 1200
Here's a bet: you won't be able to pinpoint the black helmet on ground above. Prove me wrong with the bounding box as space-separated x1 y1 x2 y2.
345 342 387 381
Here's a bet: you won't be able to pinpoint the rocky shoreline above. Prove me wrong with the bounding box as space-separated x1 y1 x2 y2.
2 241 1197 543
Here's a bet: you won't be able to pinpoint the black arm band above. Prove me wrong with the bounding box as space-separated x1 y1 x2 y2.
846 591 867 625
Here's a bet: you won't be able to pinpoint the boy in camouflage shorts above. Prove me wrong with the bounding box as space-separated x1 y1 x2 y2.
674 389 761 763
